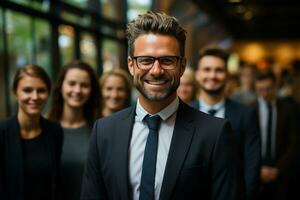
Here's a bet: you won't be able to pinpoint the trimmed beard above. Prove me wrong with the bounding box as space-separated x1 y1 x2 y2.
201 84 225 96
135 79 180 101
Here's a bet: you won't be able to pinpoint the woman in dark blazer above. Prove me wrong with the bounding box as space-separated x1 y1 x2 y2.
0 64 63 200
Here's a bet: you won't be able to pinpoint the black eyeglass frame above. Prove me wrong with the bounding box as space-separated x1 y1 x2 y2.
132 55 182 70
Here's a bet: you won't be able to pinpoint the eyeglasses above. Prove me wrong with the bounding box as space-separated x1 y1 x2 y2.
132 56 181 70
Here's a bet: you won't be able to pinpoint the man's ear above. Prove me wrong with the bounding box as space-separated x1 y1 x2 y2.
128 56 134 76
180 57 187 76
195 65 201 84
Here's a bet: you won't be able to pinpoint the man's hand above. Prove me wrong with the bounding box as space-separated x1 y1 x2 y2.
260 165 279 183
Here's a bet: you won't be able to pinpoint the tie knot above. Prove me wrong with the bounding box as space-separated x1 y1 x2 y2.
208 109 217 116
144 115 161 131
267 102 272 110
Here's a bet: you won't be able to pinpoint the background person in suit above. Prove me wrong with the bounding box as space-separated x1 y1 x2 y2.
47 60 101 200
81 11 243 200
190 46 261 200
254 70 298 200
0 64 63 200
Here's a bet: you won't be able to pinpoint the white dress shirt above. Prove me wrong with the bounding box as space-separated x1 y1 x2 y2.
257 97 277 159
198 98 225 118
129 97 179 200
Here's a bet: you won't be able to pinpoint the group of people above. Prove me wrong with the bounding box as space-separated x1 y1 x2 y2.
0 61 132 200
178 46 299 200
1 11 299 200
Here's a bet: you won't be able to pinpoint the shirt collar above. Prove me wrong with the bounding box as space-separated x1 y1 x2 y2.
198 97 225 112
136 97 179 121
258 96 276 107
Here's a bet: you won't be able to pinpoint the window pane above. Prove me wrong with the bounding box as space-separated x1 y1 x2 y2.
0 8 6 117
127 0 152 21
7 10 32 68
59 25 75 66
81 32 97 70
101 0 122 21
5 10 53 116
6 10 32 113
102 39 120 72
9 0 50 11
35 19 52 79
61 11 90 26
63 0 87 9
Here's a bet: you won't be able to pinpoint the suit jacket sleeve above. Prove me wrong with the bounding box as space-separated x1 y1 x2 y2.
81 120 108 200
276 103 299 174
212 121 244 200
0 122 8 200
243 108 261 200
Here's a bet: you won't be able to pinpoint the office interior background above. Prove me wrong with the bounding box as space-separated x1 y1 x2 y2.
1 0 300 118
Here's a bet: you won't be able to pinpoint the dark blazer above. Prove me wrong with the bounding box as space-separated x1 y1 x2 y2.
190 98 261 200
253 99 298 174
81 101 243 200
0 115 63 200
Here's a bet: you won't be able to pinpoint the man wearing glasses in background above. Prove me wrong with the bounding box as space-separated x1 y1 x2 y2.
81 12 243 200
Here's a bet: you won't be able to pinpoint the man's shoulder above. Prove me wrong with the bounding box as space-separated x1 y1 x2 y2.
179 101 228 128
226 98 255 115
95 106 134 125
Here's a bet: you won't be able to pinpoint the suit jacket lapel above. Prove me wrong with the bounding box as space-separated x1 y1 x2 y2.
114 107 135 200
224 99 233 120
159 102 195 200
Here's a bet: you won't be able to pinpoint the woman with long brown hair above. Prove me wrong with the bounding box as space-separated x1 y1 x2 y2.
47 60 101 200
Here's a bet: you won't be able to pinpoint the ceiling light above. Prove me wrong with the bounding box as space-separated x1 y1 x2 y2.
228 0 242 3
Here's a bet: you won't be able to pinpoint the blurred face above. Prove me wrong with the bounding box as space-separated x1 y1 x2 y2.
15 76 49 116
128 34 186 103
177 73 194 103
240 67 255 89
102 75 128 112
62 68 92 109
196 55 227 95
255 78 276 102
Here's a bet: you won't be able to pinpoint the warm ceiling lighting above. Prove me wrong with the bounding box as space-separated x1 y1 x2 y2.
228 0 242 3
240 43 265 63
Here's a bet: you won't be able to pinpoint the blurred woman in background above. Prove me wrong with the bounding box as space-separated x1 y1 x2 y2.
99 68 132 117
47 60 101 200
0 64 63 200
177 67 198 104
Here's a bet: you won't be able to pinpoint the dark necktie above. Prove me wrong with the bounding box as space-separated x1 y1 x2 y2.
139 115 161 200
265 103 273 164
208 109 217 116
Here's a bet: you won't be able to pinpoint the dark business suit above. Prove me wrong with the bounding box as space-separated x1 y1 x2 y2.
81 101 243 200
190 98 261 200
0 115 63 200
253 99 298 200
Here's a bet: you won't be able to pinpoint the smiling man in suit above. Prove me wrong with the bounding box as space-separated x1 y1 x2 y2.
191 46 261 200
81 12 243 200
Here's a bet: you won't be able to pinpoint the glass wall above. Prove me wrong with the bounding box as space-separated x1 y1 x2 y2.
101 0 122 21
127 0 152 21
59 25 75 66
5 10 52 114
102 39 120 72
63 0 87 9
0 8 6 117
0 0 133 117
9 0 50 11
80 32 97 70
35 18 52 77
